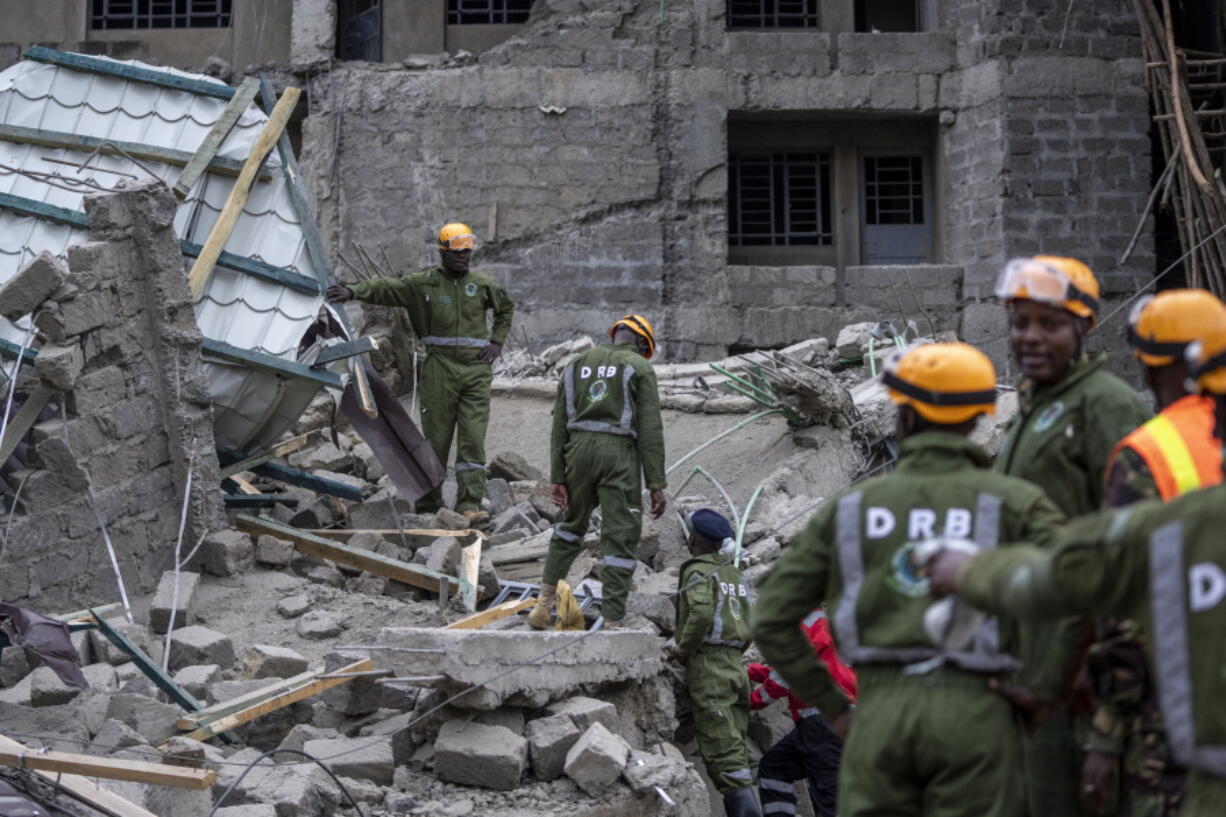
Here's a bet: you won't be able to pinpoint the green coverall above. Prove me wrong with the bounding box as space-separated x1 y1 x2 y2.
350 266 514 513
953 482 1226 817
543 341 666 622
753 432 1065 817
994 354 1151 817
676 552 756 792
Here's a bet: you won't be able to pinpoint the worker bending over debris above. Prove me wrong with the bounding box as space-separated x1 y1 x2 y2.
753 342 1064 817
1079 290 1226 815
529 314 667 630
748 607 856 817
992 256 1150 817
328 223 514 524
924 312 1226 817
671 509 760 817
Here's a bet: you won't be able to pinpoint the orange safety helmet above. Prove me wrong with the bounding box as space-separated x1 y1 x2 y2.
995 255 1101 327
609 314 656 359
438 223 476 251
883 342 998 424
1187 313 1226 395
1128 289 1226 368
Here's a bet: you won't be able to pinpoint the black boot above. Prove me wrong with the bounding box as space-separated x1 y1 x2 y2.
722 787 763 817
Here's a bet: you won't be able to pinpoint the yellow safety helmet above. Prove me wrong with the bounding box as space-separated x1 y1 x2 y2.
1186 314 1226 395
883 342 998 424
1128 289 1226 368
438 222 476 251
609 314 656 359
995 255 1101 327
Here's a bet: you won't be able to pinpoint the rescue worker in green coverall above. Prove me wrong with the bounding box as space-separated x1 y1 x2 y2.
528 314 667 630
924 322 1226 817
753 342 1066 817
992 256 1151 817
328 223 514 523
672 508 762 817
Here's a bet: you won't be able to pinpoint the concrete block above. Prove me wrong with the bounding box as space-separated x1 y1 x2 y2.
257 534 295 566
0 646 32 687
35 341 84 391
491 501 541 535
90 718 148 754
173 664 221 700
484 478 514 516
525 712 581 781
563 722 630 795
199 530 254 577
321 650 380 716
374 627 664 710
296 611 344 640
622 748 691 794
167 626 235 672
434 720 527 790
488 451 543 482
149 570 200 634
0 250 66 321
357 711 416 766
302 737 394 785
29 666 82 707
276 593 311 618
105 692 181 741
545 695 619 733
276 724 340 758
425 537 462 575
241 644 309 680
89 621 152 666
215 806 278 817
434 507 471 531
288 441 351 473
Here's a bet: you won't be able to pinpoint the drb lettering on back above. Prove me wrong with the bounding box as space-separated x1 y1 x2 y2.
1189 562 1226 612
579 365 619 379
719 580 748 597
865 506 974 539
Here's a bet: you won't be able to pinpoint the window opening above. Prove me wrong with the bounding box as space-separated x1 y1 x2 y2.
727 0 819 28
447 0 534 25
729 152 833 246
864 156 924 225
854 0 921 32
337 0 382 61
91 0 232 29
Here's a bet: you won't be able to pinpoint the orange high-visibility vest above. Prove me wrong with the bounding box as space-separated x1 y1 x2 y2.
1110 394 1222 500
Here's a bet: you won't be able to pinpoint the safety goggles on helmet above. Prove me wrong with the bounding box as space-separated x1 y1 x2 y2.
880 349 997 409
995 257 1100 314
440 233 476 251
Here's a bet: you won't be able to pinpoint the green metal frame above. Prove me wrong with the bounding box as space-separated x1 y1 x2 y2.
23 46 236 100
199 339 342 389
89 609 202 712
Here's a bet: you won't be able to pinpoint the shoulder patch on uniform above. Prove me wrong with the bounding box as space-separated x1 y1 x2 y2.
464 282 478 297
1033 401 1065 433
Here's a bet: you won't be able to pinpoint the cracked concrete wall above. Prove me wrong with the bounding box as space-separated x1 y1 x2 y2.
0 182 225 610
300 0 1152 364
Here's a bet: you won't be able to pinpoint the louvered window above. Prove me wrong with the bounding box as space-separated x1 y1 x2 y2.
729 152 833 246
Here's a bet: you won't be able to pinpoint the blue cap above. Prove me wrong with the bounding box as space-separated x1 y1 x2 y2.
689 508 734 542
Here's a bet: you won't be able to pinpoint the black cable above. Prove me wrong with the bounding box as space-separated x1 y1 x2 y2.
207 748 367 817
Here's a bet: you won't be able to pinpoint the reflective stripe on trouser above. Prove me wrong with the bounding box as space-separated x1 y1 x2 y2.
839 671 1023 817
759 716 842 817
416 354 492 513
688 647 754 792
542 432 642 621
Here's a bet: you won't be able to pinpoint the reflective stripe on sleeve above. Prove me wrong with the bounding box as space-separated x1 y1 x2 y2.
602 555 638 571
553 526 581 543
759 778 794 794
454 461 486 472
421 336 488 348
801 609 826 628
796 707 820 718
763 803 796 814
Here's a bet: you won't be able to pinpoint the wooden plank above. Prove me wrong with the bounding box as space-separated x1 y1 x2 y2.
0 734 159 817
445 598 535 630
23 46 236 100
215 452 363 502
0 191 90 228
459 539 482 612
90 611 202 713
217 433 313 479
180 241 320 295
177 668 320 729
0 747 216 790
313 336 379 366
201 339 342 389
186 86 301 299
180 658 373 742
235 515 461 593
307 528 486 543
0 385 53 465
173 77 261 198
0 123 257 181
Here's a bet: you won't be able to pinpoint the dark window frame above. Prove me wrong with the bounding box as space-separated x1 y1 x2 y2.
854 0 922 32
729 151 834 247
447 0 534 25
727 0 820 29
863 155 925 225
90 0 232 29
337 0 383 61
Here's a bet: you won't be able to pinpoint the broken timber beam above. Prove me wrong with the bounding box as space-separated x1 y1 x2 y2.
172 77 262 198
216 450 363 501
0 734 158 817
307 527 486 544
312 337 380 366
445 598 535 630
235 515 461 593
177 668 320 730
178 658 373 742
0 746 216 790
217 433 314 479
459 539 482 612
186 86 301 299
23 46 236 100
0 385 54 465
90 610 203 713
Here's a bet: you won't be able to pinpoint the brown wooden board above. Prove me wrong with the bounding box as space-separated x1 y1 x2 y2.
0 747 216 790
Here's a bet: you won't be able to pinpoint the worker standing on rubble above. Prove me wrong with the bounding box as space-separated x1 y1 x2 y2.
327 223 514 525
992 256 1150 817
671 509 761 817
923 319 1226 817
528 315 667 630
1078 290 1226 816
752 342 1065 817
748 606 857 817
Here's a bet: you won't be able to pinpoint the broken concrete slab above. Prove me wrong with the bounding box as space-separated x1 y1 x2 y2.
375 627 664 710
835 321 876 359
489 451 544 482
167 625 235 671
89 620 151 666
241 644 309 679
90 718 149 754
174 664 222 700
276 593 311 618
320 650 380 716
0 250 66 321
29 665 82 707
105 692 181 742
198 530 255 578
34 340 85 391
424 537 462 575
545 696 619 733
563 722 630 796
276 724 341 758
525 712 581 781
257 534 296 567
302 736 395 786
297 611 344 640
149 570 201 634
434 720 527 790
